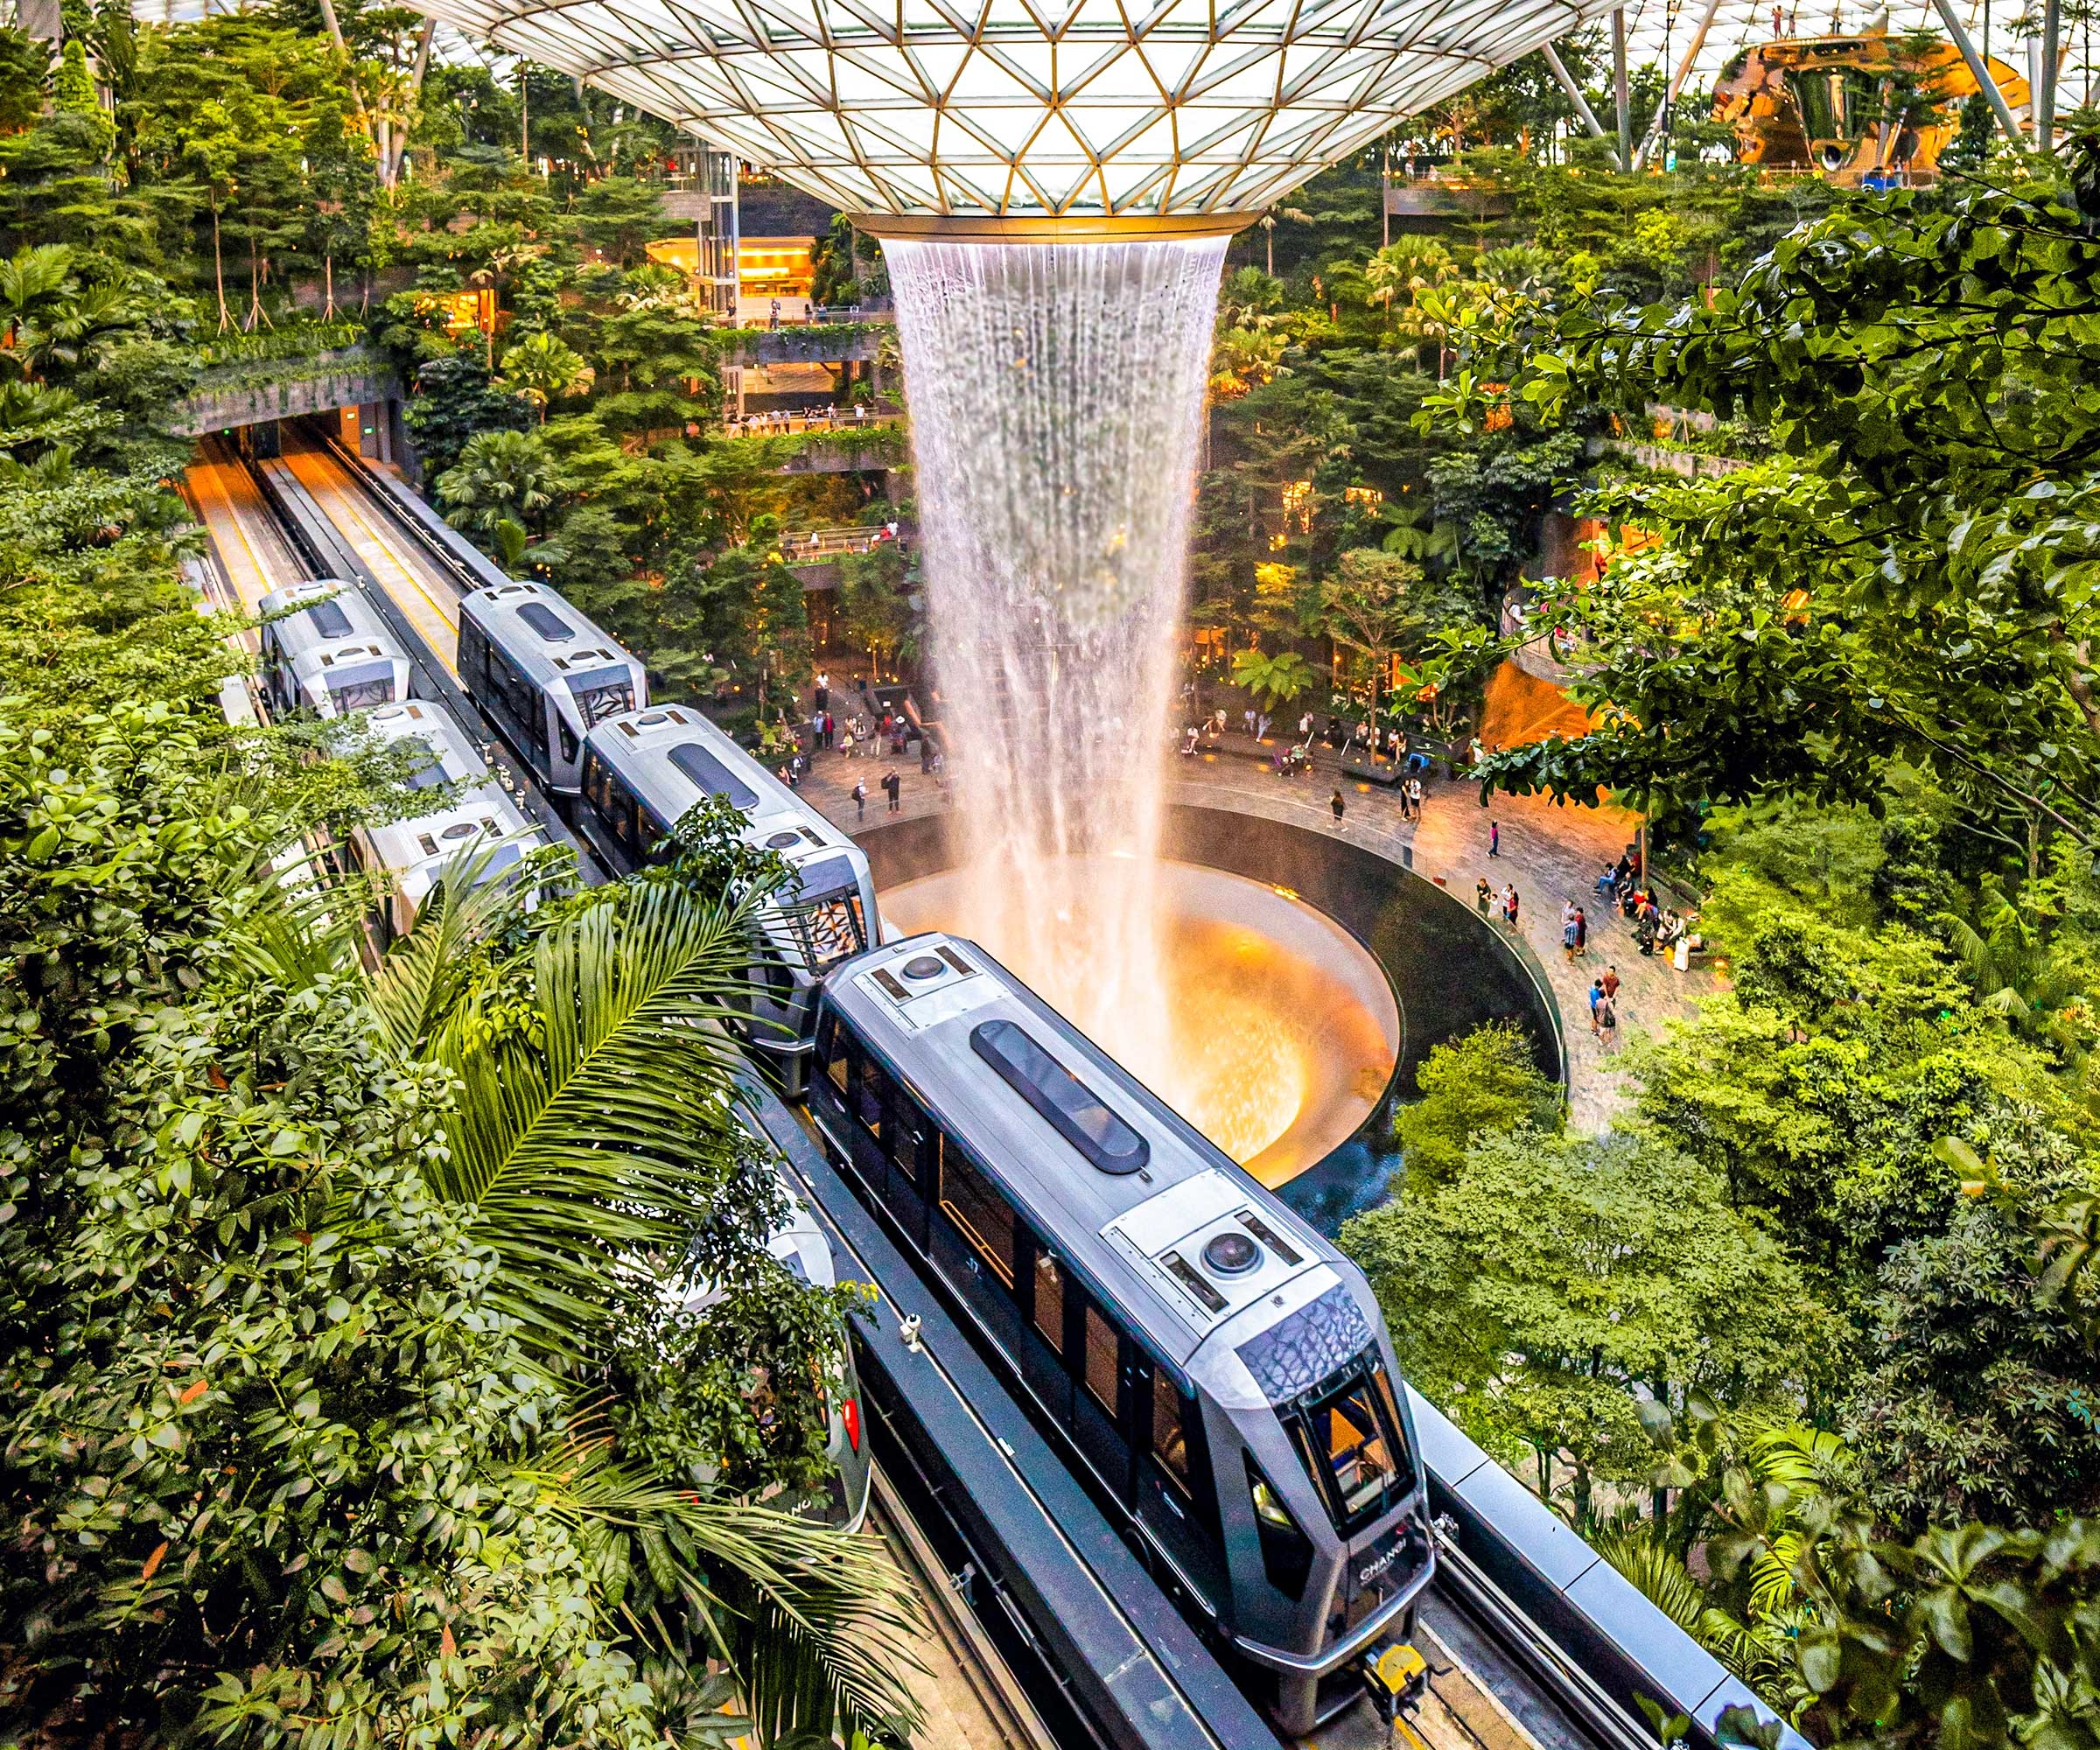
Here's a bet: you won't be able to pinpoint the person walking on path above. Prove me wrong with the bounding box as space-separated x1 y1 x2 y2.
883 768 901 813
1331 788 1346 823
851 779 867 822
1476 877 1493 917
1488 819 1501 858
1588 977 1606 1037
815 671 830 712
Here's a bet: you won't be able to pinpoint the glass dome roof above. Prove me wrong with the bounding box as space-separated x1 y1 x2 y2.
416 0 1624 219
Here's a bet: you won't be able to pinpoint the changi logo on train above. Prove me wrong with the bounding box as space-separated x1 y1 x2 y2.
1358 1544 1402 1587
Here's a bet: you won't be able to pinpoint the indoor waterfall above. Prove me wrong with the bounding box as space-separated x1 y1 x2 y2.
886 234 1297 1157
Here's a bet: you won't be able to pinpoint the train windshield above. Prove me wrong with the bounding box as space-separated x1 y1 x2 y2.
782 852 868 969
399 736 451 789
329 665 396 711
568 668 635 726
302 598 353 638
1285 1362 1412 1535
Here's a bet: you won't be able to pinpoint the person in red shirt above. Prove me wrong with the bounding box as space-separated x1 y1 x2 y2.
1602 965 1620 1001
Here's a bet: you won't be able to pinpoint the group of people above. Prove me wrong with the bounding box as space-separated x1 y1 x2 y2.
1594 852 1699 967
847 770 904 821
1558 898 1591 960
1586 966 1621 1042
1475 878 1523 930
729 403 879 438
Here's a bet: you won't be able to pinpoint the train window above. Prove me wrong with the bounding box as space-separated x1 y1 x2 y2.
557 717 579 766
969 1019 1149 1175
1082 1305 1118 1415
1151 1371 1191 1491
1031 1249 1067 1350
1246 1456 1315 1600
517 602 575 641
458 619 490 687
569 672 635 726
938 1149 1014 1288
1288 1367 1410 1534
332 671 396 711
851 1054 886 1139
819 1019 850 1096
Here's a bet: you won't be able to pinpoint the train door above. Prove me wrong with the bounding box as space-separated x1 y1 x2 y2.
932 1143 1026 1365
1137 1360 1228 1615
1015 1229 1073 1425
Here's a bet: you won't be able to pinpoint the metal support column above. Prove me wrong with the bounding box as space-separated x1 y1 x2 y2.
1543 43 1613 142
2039 0 2060 150
1612 9 1633 172
1633 0 1726 170
1928 0 2026 141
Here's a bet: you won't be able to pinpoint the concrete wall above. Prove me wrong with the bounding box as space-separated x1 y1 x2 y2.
175 364 401 438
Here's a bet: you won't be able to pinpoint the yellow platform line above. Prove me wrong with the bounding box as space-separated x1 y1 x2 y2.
283 446 462 676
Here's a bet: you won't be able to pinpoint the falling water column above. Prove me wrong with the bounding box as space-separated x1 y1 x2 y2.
883 234 1227 1098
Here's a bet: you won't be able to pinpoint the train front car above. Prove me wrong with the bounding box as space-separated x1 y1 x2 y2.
455 580 647 795
257 578 416 718
806 933 1434 1736
347 700 547 946
580 704 879 1092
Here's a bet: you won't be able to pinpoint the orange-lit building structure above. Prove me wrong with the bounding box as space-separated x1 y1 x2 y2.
1712 25 2029 183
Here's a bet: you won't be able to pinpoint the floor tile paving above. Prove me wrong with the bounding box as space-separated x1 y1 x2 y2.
788 727 1717 1134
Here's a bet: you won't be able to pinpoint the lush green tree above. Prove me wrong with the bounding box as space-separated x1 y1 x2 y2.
1392 1020 1563 1192
837 540 914 680
402 351 534 480
500 326 593 419
1229 646 1315 711
437 425 557 536
570 173 669 266
1343 1128 1833 1532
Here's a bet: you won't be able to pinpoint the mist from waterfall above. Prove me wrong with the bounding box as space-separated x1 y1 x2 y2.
886 235 1225 1125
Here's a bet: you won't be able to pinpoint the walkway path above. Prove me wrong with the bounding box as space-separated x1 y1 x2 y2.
794 733 1717 1134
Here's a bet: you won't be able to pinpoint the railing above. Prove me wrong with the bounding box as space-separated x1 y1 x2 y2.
781 525 890 561
724 408 902 438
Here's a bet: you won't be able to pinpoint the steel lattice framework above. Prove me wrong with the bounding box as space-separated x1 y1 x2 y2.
415 0 1616 219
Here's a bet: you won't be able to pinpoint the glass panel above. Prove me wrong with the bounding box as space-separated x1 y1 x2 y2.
825 1031 849 1096
1292 1369 1407 1531
1032 1249 1066 1349
667 740 761 809
518 601 575 641
1083 1304 1118 1414
304 598 353 639
939 1149 1013 1287
852 1054 886 1138
570 671 636 725
1152 1369 1190 1490
969 1018 1149 1175
332 671 396 711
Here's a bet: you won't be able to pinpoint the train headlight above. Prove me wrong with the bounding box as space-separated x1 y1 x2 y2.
1251 1475 1294 1530
841 1396 862 1454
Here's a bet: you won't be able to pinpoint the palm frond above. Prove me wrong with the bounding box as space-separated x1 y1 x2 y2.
1933 909 2000 989
367 847 529 1059
423 881 760 1353
1594 1527 1768 1686
522 1435 927 1746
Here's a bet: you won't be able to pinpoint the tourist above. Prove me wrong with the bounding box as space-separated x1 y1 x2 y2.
1588 977 1605 1037
1502 885 1520 928
1598 991 1617 1046
1257 710 1271 740
1563 907 1579 962
1488 819 1500 858
1574 907 1588 956
815 671 830 711
852 778 867 822
1244 707 1258 738
769 297 781 329
883 768 902 813
1407 775 1424 819
1475 877 1493 916
1602 964 1620 1003
1298 710 1314 744
1595 864 1617 898
840 724 855 759
1331 788 1346 823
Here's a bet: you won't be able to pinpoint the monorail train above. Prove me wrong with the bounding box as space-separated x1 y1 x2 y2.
671 1165 874 1533
580 704 880 1095
346 699 547 944
258 578 416 718
456 580 648 795
805 934 1435 1736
